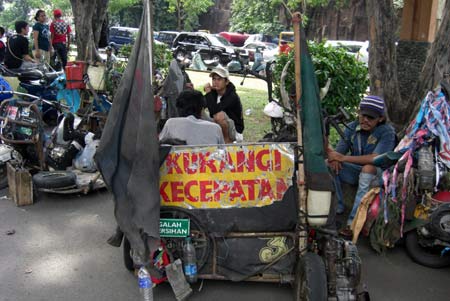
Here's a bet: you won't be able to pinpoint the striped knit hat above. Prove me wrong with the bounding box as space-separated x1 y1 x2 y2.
359 95 385 118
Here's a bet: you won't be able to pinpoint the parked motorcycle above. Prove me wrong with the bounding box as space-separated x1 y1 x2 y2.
226 49 249 74
0 65 64 125
0 90 105 193
251 46 266 75
190 51 219 71
357 80 450 268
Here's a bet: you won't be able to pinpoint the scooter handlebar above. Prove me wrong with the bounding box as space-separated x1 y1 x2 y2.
0 90 70 111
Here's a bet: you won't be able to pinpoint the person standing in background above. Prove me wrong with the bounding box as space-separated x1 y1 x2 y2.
32 9 51 64
50 9 71 69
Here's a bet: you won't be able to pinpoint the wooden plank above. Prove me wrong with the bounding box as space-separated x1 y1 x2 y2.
400 0 415 40
7 163 33 206
400 0 439 42
15 169 33 206
7 162 16 202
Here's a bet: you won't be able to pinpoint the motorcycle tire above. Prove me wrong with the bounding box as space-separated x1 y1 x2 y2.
0 164 8 190
293 252 328 301
405 230 450 268
429 204 450 242
33 171 77 189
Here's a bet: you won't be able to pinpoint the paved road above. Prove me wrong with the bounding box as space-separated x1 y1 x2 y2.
0 189 449 301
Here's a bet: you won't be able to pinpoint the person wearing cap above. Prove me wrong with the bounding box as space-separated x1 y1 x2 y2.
50 8 71 69
327 95 396 236
159 90 224 145
32 9 52 64
204 66 244 143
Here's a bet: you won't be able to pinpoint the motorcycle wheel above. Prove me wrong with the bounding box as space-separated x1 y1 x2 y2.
0 163 8 189
122 207 212 272
405 230 450 268
293 252 328 301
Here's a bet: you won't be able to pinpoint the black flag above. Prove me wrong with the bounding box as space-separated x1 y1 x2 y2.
95 0 160 260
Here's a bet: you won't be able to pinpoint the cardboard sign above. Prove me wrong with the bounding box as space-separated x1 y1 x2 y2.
159 143 295 209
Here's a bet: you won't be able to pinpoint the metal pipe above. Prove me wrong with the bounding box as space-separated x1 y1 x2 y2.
223 232 296 238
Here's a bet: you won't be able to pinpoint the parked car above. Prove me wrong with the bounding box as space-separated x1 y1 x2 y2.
108 26 139 52
171 32 236 65
244 34 275 46
156 31 179 47
219 32 249 47
325 40 369 66
240 42 278 62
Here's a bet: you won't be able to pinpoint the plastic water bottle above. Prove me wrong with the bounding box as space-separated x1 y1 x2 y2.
417 146 434 190
183 237 198 283
138 266 153 301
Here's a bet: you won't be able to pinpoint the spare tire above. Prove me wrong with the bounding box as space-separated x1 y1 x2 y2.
33 171 77 189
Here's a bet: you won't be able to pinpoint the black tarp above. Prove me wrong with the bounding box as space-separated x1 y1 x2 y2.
95 0 160 260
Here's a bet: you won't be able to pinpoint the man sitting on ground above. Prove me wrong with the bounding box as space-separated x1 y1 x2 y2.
159 90 224 145
327 96 396 236
204 66 244 143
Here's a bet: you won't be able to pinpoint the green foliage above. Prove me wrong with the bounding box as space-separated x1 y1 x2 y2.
115 42 172 77
0 0 71 31
154 0 177 31
108 0 140 14
272 41 369 115
108 0 142 27
153 42 172 78
230 0 287 34
167 0 214 31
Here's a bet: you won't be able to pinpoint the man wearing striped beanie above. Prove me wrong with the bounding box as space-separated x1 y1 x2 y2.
327 95 397 237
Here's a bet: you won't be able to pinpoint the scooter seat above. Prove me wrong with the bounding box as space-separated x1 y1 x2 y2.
17 69 45 82
0 64 44 79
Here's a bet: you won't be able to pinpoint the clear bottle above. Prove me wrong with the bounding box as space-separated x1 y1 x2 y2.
417 146 434 191
183 236 198 283
138 266 153 301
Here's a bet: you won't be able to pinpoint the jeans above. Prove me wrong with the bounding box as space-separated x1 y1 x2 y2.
334 162 377 225
52 42 68 69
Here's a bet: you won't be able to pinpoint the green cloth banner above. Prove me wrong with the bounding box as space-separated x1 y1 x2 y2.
298 26 334 192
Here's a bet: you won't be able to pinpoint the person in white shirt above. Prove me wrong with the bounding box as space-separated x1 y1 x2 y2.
159 90 225 145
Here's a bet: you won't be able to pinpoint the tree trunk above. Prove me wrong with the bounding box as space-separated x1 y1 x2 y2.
406 0 450 125
305 0 369 41
366 0 402 129
70 0 109 62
